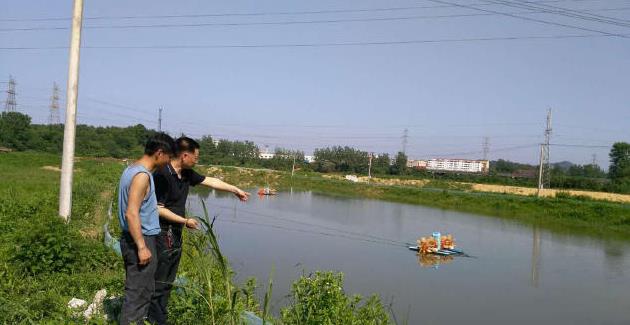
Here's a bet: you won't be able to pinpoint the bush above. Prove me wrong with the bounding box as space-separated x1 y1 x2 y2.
12 217 79 275
11 216 116 276
281 271 390 325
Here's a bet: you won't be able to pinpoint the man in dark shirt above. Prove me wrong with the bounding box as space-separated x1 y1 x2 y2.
147 137 249 324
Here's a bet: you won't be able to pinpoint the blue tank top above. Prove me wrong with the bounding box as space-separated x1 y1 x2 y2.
117 164 160 236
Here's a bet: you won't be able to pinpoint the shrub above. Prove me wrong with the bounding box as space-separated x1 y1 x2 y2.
281 271 390 325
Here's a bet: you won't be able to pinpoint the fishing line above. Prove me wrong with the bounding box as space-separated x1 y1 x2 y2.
212 218 409 248
201 201 415 247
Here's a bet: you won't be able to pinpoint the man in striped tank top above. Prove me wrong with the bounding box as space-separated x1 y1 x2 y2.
117 133 176 325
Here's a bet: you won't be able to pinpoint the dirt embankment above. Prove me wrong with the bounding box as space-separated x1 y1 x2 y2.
470 183 630 203
322 174 630 204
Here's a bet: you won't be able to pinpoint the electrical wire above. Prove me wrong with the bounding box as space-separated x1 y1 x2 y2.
2 7 630 32
486 0 630 28
0 0 623 22
1 33 627 52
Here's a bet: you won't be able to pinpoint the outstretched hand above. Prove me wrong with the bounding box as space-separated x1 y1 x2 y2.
234 188 250 202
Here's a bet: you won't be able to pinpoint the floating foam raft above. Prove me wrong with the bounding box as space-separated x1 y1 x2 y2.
408 246 467 256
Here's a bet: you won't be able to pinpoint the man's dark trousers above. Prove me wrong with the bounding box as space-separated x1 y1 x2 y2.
120 234 158 325
148 225 183 325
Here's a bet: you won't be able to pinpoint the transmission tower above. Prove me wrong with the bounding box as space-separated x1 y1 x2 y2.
158 107 163 132
591 153 597 166
402 128 408 154
48 82 60 124
482 136 490 160
4 76 17 113
537 108 552 194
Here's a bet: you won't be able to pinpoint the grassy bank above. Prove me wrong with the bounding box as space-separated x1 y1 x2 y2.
0 152 392 324
208 166 630 240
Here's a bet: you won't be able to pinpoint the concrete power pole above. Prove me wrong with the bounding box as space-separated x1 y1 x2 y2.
59 0 84 222
537 108 553 196
368 152 373 182
537 144 545 196
4 76 17 113
49 82 60 125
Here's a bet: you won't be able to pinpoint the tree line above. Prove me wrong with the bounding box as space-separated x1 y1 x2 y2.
1 112 629 193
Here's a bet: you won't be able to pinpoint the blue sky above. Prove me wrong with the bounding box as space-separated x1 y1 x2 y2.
1 0 629 166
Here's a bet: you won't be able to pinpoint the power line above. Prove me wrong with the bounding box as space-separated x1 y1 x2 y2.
518 0 630 24
424 0 629 38
3 6 630 32
0 0 623 22
1 33 627 52
424 143 539 157
549 143 611 148
486 0 630 28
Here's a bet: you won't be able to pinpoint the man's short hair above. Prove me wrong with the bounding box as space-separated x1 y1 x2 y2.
145 132 176 156
175 137 200 156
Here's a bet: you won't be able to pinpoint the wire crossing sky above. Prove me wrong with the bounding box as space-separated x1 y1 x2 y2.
1 0 629 167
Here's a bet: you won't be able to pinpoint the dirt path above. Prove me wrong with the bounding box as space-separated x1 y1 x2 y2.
470 183 630 203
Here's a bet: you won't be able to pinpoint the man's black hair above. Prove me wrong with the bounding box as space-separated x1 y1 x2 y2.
175 136 200 156
145 132 176 156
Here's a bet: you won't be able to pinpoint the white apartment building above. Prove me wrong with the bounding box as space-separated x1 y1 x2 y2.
259 152 275 160
426 158 489 173
259 152 315 163
407 159 428 169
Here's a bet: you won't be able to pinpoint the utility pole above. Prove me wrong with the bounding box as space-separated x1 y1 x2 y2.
537 108 552 196
537 144 544 196
49 82 60 125
368 152 373 182
482 136 490 161
59 0 84 222
158 107 163 132
402 128 408 154
4 76 17 113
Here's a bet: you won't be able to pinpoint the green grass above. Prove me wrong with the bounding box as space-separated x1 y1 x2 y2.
0 152 392 324
0 152 124 323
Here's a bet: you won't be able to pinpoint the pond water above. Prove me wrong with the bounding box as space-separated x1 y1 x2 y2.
188 189 630 324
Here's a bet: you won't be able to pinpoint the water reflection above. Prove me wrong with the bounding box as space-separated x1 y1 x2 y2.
604 241 625 278
417 253 454 269
531 226 541 288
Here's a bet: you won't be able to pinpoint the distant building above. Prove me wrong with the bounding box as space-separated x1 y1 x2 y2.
304 155 315 163
407 159 427 169
259 152 275 160
426 158 489 174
